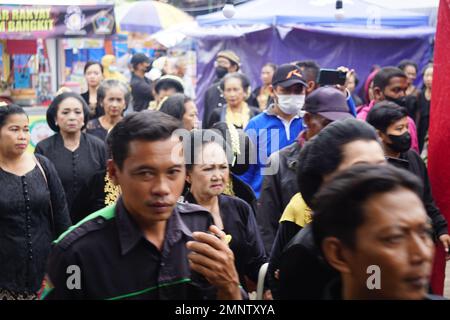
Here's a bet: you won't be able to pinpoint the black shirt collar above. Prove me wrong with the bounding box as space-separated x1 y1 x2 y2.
116 198 193 256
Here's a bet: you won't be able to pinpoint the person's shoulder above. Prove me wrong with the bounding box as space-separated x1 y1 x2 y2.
36 134 57 149
285 223 315 251
53 205 116 251
34 152 53 168
219 194 252 217
246 112 268 127
405 149 423 163
207 82 220 92
83 132 106 148
176 201 213 232
177 201 211 215
210 107 222 117
248 106 261 116
220 193 250 208
278 141 300 157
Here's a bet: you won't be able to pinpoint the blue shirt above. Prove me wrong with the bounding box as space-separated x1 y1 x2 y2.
239 112 303 198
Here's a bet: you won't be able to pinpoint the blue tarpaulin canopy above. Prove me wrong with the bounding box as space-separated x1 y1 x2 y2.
197 0 432 29
191 0 437 120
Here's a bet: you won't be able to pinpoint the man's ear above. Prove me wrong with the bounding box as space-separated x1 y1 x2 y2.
107 159 120 186
303 112 312 127
322 237 352 275
230 64 238 73
377 130 390 145
373 87 383 101
185 171 192 185
306 81 316 95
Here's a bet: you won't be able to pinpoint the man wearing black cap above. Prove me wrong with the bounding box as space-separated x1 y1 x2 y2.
263 87 353 298
202 50 241 128
130 53 154 112
257 86 353 255
239 64 307 200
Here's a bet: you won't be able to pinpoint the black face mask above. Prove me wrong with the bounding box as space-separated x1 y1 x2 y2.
385 95 407 107
145 65 152 73
387 131 411 153
215 66 228 80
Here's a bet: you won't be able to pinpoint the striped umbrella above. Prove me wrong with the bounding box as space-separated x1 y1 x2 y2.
119 0 193 34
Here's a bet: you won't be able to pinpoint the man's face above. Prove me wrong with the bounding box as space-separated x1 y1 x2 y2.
137 62 151 73
303 113 332 138
216 57 237 73
344 188 434 300
273 83 305 98
108 136 185 225
379 116 409 146
374 77 408 102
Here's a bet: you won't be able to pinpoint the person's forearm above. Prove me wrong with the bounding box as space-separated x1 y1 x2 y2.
216 283 242 300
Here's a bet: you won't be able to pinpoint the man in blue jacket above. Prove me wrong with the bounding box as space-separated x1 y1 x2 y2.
239 64 307 198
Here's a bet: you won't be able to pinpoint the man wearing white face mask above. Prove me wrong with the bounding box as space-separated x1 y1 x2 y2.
239 64 307 199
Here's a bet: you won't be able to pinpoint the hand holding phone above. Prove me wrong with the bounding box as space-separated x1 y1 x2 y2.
317 68 347 86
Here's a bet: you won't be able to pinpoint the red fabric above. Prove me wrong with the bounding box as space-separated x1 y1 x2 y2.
428 0 450 295
6 40 37 55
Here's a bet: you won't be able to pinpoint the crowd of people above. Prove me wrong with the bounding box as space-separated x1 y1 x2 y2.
0 48 446 301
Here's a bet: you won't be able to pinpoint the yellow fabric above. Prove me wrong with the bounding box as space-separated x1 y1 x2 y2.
101 55 127 83
104 173 121 206
148 96 168 111
154 1 193 29
225 102 251 128
279 193 313 228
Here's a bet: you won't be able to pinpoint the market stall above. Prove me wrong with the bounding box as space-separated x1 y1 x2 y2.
0 1 116 150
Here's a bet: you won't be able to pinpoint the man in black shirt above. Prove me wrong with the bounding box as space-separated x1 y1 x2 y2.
314 165 441 300
130 53 154 112
43 111 242 300
366 101 450 249
202 50 240 127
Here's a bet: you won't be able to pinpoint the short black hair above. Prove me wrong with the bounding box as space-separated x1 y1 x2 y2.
210 121 253 175
312 164 423 251
131 53 151 69
47 92 90 132
184 129 234 171
366 101 408 133
154 77 184 94
398 60 418 73
295 60 320 83
109 110 182 170
159 93 192 121
84 61 104 75
0 103 27 129
297 118 379 209
373 67 407 92
220 72 251 92
97 79 131 109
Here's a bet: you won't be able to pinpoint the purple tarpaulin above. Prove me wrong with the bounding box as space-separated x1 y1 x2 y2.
193 26 433 120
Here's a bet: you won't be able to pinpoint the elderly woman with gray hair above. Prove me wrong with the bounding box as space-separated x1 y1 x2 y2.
86 79 130 141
